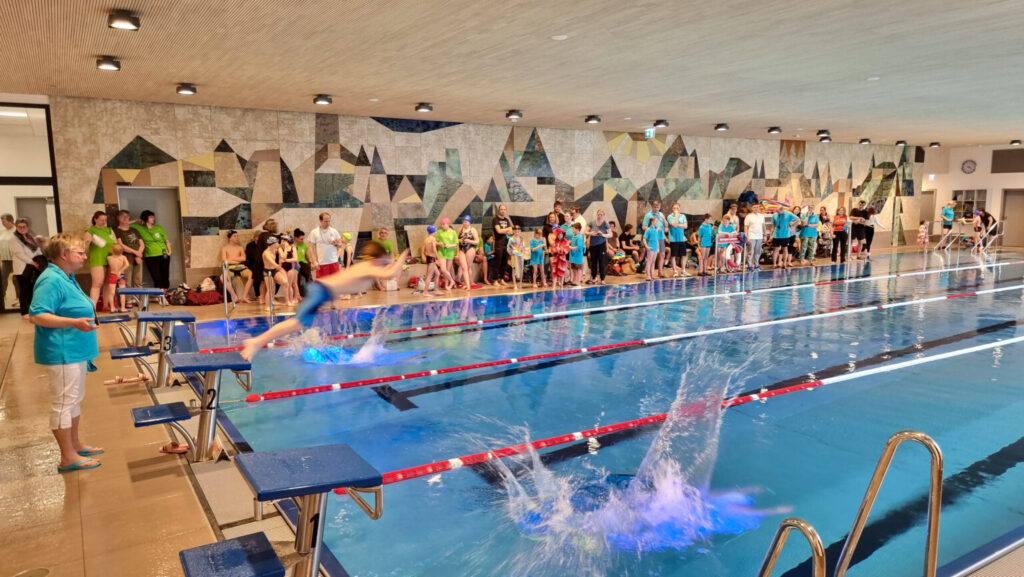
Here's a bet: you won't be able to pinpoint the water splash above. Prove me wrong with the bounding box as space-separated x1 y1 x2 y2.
282 316 441 367
493 344 785 576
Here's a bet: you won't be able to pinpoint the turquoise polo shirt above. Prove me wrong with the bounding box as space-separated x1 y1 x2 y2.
30 263 99 365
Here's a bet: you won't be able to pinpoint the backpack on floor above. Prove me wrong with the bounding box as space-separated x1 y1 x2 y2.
168 284 190 306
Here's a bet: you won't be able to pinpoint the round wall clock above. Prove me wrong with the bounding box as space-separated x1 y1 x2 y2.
961 159 977 174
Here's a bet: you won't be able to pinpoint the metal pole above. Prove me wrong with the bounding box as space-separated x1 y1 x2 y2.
265 271 275 317
834 431 943 577
155 320 172 387
757 517 826 577
293 492 329 577
222 261 231 320
194 369 222 461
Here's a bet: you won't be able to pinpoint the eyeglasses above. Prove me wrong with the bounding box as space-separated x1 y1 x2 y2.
70 249 87 255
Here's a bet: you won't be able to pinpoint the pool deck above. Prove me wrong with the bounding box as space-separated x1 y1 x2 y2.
1 245 1020 575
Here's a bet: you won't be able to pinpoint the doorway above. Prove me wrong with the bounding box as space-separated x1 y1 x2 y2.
1003 189 1024 247
919 190 936 240
117 187 185 287
15 196 53 237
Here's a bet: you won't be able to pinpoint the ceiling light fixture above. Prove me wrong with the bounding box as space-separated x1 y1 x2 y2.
415 102 433 112
506 109 523 121
714 123 729 131
1011 140 1021 146
313 94 332 105
96 55 121 71
585 115 601 124
0 110 29 118
859 138 871 145
816 129 830 137
895 140 907 147
767 126 782 134
929 142 941 148
369 98 379 102
176 83 197 95
551 34 569 41
819 136 832 143
653 119 669 128
866 76 881 82
107 9 140 30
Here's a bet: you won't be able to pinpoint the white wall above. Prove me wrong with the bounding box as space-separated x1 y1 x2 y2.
930 145 1024 221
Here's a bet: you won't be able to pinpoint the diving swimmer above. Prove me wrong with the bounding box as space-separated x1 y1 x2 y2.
240 240 409 360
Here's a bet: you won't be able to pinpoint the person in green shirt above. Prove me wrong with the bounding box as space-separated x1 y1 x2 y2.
86 211 115 307
374 227 398 291
130 210 172 289
435 218 459 289
293 228 311 296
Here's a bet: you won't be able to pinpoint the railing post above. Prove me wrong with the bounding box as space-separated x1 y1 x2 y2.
757 517 826 577
834 430 943 577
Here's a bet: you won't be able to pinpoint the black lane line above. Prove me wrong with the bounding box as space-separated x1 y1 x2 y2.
372 277 1020 411
355 265 969 348
782 435 1024 577
460 318 1023 487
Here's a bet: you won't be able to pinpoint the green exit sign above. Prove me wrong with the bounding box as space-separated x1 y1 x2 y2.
644 127 656 139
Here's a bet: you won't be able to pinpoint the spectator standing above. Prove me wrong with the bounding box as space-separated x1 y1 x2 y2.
491 204 514 285
112 210 144 287
642 200 667 278
29 233 103 472
130 210 172 289
308 212 342 279
10 218 43 318
744 203 766 271
1 213 16 307
586 209 612 285
86 211 115 308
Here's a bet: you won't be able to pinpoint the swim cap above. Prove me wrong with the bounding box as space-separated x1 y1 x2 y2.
440 217 451 226
462 215 472 222
427 225 437 234
342 232 352 241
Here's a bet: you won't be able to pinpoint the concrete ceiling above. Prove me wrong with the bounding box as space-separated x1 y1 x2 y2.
0 0 1022 146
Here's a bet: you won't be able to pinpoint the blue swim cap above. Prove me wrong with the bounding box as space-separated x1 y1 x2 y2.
427 225 437 234
462 215 472 223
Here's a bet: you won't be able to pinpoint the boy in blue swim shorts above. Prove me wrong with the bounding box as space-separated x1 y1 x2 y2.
241 241 408 359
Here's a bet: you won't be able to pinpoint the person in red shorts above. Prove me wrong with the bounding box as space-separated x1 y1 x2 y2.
309 212 342 279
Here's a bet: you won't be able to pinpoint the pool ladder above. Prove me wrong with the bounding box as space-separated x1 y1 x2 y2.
757 430 943 577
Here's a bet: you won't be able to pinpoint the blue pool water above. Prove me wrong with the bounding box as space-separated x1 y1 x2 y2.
195 253 1024 576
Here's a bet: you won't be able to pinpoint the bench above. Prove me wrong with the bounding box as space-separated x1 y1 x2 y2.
179 531 284 577
233 443 383 577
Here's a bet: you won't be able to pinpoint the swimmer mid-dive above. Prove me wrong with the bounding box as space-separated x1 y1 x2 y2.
241 240 409 360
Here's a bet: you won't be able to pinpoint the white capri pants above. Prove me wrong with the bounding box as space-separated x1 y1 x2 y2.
47 361 87 429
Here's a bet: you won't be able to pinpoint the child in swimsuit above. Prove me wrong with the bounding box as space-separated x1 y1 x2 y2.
529 228 547 287
105 244 129 312
241 241 409 359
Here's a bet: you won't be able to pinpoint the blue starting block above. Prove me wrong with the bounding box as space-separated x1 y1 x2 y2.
234 444 383 577
135 311 197 388
119 286 166 311
96 312 138 346
159 351 250 463
131 401 192 427
179 531 284 577
109 345 157 383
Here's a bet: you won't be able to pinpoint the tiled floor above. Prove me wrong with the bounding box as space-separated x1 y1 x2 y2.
1 245 1017 575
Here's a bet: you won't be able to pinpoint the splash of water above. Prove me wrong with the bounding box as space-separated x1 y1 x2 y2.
283 315 440 367
494 343 785 576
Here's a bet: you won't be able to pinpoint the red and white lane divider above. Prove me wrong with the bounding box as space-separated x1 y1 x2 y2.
244 282 1024 403
201 259 1024 354
334 332 1024 493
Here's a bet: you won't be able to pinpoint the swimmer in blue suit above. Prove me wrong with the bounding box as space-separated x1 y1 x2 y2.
241 241 409 360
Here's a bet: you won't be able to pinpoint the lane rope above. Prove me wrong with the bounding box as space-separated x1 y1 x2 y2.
335 332 1024 493
201 259 1024 354
245 281 1024 403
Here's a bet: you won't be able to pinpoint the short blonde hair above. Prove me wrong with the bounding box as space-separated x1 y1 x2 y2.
111 244 123 256
44 233 84 260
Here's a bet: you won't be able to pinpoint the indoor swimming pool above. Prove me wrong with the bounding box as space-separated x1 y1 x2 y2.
184 253 1024 576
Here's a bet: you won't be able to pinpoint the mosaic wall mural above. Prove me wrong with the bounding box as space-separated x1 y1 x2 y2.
50 97 923 281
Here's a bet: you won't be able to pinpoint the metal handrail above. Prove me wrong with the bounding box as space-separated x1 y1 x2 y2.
264 270 276 316
757 517 826 577
981 221 1004 252
835 430 943 577
221 261 234 320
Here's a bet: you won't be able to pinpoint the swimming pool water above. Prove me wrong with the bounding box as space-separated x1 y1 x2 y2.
200 253 1024 576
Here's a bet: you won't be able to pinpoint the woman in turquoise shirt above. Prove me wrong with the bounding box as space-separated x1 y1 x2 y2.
29 233 103 472
130 210 172 289
798 208 821 265
86 210 115 308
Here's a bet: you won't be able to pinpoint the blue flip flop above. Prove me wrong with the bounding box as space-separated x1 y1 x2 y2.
77 446 104 456
58 458 101 472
